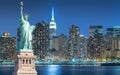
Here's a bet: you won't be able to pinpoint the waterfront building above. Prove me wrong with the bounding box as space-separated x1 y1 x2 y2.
87 26 105 61
111 26 120 60
0 32 16 60
110 37 120 59
68 25 80 60
32 21 49 60
79 35 88 62
46 36 59 62
105 26 120 61
46 34 68 61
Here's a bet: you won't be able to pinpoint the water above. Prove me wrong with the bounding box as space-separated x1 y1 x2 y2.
0 65 120 75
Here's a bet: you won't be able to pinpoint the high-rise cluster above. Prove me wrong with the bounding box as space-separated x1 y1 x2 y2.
1 6 120 63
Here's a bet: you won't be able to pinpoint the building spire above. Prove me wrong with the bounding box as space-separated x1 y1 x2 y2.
51 7 54 21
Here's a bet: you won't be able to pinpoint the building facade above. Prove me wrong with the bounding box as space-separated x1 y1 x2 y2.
105 26 120 61
87 26 105 61
0 32 16 60
114 26 120 37
105 28 114 50
52 36 59 51
79 35 88 62
32 21 49 60
58 34 69 60
68 25 80 60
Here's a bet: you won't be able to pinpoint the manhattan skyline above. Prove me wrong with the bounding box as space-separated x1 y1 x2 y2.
0 0 120 37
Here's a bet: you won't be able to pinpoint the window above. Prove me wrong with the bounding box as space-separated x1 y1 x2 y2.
23 59 25 64
29 59 31 64
26 60 28 64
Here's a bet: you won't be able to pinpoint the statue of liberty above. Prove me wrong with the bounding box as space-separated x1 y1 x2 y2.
18 2 35 51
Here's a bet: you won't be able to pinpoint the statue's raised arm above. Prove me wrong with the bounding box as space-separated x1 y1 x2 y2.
20 2 24 22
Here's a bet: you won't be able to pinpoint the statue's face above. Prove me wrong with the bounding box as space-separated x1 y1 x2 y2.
24 15 28 20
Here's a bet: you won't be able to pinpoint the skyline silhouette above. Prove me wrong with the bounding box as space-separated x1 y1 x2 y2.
0 0 120 37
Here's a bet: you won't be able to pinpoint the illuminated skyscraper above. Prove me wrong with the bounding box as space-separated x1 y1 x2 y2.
105 28 114 51
114 26 120 37
68 25 80 59
79 35 88 62
49 7 57 50
107 28 114 38
0 32 16 60
104 26 120 60
32 21 49 60
87 26 105 60
111 26 120 59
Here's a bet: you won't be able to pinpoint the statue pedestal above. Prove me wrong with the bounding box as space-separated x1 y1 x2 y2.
13 51 37 75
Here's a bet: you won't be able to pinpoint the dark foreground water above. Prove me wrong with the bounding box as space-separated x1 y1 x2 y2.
0 65 120 75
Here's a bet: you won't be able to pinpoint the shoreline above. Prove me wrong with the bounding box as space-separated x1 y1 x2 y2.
0 62 120 66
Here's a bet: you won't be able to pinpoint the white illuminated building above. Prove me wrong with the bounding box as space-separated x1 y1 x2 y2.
49 7 56 36
49 7 57 50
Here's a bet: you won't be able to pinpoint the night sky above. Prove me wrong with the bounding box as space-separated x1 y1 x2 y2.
0 0 120 37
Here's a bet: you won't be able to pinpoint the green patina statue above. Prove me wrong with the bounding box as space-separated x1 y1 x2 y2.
18 2 35 51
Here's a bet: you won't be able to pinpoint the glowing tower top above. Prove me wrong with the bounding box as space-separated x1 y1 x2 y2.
49 7 56 36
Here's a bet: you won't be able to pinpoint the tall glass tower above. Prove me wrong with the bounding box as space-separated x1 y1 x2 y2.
49 7 56 50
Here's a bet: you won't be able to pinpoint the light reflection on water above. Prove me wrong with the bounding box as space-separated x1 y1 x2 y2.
0 65 120 75
45 65 61 75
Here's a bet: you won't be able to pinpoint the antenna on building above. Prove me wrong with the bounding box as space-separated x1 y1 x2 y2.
51 7 54 21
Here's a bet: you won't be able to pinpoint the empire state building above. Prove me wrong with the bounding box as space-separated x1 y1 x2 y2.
49 7 56 36
49 7 57 50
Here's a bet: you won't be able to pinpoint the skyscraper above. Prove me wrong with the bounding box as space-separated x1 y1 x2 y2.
87 26 105 61
114 26 120 37
58 34 69 60
105 27 120 61
59 34 68 52
68 25 80 60
79 35 88 62
0 32 16 60
49 7 57 50
106 26 120 51
112 26 120 59
107 28 114 38
106 28 114 50
32 21 49 60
